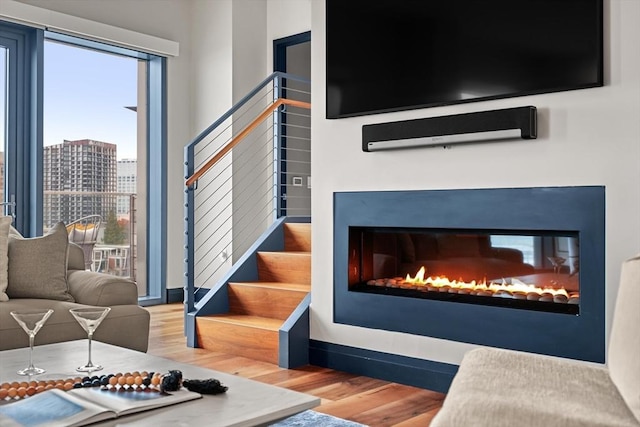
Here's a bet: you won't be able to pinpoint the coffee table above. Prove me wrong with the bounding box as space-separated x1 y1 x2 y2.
0 340 320 426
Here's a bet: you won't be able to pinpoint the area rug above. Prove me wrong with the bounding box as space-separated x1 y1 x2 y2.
269 410 368 427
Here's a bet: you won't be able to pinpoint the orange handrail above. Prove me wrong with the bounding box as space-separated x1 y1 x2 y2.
185 98 311 187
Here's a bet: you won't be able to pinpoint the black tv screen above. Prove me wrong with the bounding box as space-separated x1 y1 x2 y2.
326 0 603 119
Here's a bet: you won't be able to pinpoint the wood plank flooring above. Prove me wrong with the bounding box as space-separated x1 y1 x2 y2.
146 303 445 426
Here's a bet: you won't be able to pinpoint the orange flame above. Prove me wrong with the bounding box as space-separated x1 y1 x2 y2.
404 266 570 298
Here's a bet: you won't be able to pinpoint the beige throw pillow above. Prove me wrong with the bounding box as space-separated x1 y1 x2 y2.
7 222 74 302
0 216 13 301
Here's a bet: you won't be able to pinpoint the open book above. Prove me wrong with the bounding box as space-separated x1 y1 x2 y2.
0 386 201 427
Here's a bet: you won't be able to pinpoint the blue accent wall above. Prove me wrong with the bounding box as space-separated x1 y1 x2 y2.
334 187 605 363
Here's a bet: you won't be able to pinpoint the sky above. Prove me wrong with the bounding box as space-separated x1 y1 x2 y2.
43 40 138 160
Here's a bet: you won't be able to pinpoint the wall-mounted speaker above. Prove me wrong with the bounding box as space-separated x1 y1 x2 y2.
362 106 537 152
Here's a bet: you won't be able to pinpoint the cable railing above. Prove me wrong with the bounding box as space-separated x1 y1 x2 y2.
184 72 311 312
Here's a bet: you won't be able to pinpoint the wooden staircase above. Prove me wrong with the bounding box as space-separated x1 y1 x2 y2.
195 223 311 364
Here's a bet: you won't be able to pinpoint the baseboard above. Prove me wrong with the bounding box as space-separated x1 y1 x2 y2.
166 288 184 304
309 340 458 393
167 287 207 304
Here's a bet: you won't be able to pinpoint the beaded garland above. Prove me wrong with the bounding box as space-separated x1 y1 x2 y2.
0 371 164 402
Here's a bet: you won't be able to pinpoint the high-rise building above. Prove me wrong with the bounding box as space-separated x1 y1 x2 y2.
43 139 117 227
117 159 137 216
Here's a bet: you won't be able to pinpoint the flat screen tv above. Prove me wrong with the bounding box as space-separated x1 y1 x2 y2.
326 0 603 119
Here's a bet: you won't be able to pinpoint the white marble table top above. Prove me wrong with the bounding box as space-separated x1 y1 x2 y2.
0 340 320 426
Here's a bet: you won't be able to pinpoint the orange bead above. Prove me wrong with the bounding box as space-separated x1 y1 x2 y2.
26 386 37 396
0 383 9 390
54 383 65 391
151 376 160 386
64 382 74 391
17 387 27 398
28 381 38 387
19 382 29 388
109 377 118 386
134 376 143 386
35 386 45 394
44 384 55 391
0 389 8 399
131 371 140 377
7 388 18 398
126 376 135 386
10 382 20 389
117 376 127 386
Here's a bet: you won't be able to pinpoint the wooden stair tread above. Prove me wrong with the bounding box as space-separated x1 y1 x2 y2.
196 222 312 365
228 281 310 292
199 314 283 331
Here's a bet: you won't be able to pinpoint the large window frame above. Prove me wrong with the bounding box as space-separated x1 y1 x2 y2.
1 21 167 304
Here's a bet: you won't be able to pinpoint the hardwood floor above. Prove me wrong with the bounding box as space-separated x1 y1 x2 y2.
146 303 445 426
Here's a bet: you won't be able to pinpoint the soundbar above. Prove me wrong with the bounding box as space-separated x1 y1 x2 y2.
363 106 537 152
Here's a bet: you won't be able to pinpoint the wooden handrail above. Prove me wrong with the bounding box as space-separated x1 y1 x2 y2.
185 98 311 187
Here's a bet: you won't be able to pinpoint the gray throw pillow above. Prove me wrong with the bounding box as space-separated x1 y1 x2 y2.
7 222 74 302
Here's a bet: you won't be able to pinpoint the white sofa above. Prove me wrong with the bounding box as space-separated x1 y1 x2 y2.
431 254 640 427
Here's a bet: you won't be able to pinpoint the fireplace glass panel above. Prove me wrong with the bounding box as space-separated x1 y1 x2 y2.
349 227 580 314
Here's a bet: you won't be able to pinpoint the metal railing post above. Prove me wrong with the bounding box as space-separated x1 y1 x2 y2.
184 144 196 320
273 74 284 218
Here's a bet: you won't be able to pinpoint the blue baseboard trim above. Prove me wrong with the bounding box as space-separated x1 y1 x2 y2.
167 288 183 304
309 340 458 394
167 287 207 304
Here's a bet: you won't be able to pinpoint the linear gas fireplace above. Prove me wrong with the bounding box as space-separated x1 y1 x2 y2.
350 228 580 315
334 187 605 362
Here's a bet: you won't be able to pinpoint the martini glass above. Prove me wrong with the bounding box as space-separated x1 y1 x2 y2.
10 309 54 375
69 307 111 372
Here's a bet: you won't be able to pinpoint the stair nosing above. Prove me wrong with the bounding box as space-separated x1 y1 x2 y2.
199 314 283 331
228 281 310 291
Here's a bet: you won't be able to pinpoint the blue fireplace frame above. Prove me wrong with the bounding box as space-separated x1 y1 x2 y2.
334 186 605 363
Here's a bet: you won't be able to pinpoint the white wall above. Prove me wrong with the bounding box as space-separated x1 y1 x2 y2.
310 0 640 366
266 0 311 71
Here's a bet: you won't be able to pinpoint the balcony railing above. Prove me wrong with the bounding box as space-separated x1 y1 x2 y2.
43 190 137 281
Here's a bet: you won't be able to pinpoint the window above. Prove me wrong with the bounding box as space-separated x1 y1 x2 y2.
1 21 167 304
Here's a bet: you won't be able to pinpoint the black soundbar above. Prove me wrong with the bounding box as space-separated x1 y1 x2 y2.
362 106 537 152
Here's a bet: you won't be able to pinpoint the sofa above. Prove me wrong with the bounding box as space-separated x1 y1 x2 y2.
0 220 150 353
430 253 640 427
